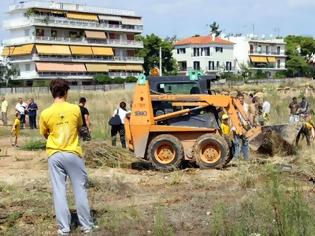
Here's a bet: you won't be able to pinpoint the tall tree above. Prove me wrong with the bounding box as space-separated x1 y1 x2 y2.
209 21 222 37
137 34 177 76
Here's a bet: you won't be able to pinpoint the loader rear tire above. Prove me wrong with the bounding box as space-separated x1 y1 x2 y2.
193 134 229 169
147 134 184 171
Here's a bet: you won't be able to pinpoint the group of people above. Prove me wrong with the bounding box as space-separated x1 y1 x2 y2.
220 92 271 161
289 96 315 146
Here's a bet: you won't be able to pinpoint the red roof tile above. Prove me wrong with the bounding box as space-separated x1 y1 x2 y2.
175 36 233 46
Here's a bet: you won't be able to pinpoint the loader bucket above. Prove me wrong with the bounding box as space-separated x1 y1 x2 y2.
249 124 302 152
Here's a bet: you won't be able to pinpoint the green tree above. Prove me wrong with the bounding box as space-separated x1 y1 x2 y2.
0 63 20 86
137 34 177 76
285 35 315 77
209 21 222 37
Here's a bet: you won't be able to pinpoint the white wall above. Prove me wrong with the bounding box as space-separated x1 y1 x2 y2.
228 36 250 71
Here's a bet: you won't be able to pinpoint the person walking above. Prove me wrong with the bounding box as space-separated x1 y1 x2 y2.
289 97 299 123
78 97 91 141
39 79 95 235
110 101 128 148
299 97 309 115
15 98 27 129
27 98 38 129
1 96 8 126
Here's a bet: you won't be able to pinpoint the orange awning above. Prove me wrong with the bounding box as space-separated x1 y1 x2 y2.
267 57 276 63
98 15 122 22
85 31 107 39
91 47 114 56
86 64 109 72
36 63 86 72
250 56 268 63
108 64 127 71
70 46 93 55
1 46 15 56
11 44 34 56
66 12 98 21
121 18 143 25
126 64 143 71
36 45 71 55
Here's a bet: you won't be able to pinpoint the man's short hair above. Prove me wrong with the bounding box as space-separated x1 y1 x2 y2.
119 101 127 109
293 97 297 100
79 97 86 104
237 92 244 98
50 79 70 99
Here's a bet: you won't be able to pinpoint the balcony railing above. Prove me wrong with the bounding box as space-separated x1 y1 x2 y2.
9 54 144 63
4 16 143 32
3 36 144 48
37 72 140 78
249 51 286 56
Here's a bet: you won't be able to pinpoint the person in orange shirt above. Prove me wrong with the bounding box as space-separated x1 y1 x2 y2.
11 113 20 147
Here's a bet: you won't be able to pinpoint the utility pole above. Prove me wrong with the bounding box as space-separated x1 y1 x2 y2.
159 46 162 76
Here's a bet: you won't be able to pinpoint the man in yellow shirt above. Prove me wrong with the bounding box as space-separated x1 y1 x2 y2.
40 79 95 235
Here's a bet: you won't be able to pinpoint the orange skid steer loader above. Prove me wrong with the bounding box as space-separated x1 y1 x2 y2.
124 74 299 171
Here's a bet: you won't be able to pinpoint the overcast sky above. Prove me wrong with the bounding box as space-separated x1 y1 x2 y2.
1 0 315 40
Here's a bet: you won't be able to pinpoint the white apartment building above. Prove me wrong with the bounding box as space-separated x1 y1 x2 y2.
229 36 286 72
173 35 235 74
1 1 144 83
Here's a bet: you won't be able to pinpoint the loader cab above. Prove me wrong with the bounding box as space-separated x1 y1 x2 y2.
148 75 218 95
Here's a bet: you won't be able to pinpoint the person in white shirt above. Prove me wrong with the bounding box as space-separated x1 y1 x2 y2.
110 101 128 148
15 98 27 129
1 96 8 126
262 100 271 124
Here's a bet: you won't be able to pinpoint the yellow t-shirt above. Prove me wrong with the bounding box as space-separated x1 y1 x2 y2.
1 100 8 113
13 118 20 136
39 102 83 157
221 123 230 135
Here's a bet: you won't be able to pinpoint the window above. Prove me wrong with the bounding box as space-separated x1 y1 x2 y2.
226 62 232 71
178 61 187 71
158 82 200 94
250 44 254 53
36 29 44 37
277 59 281 68
208 61 215 70
257 45 262 53
193 61 200 70
277 46 281 55
266 46 269 54
177 48 186 54
25 64 31 71
215 47 223 53
193 48 200 57
51 30 57 38
216 61 220 69
203 47 210 56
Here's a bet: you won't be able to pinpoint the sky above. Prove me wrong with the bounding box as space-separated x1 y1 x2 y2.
1 0 315 40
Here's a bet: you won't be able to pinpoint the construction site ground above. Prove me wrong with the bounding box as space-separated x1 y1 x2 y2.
1 132 315 235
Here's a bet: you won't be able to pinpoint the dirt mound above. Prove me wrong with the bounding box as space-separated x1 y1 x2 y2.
83 141 138 168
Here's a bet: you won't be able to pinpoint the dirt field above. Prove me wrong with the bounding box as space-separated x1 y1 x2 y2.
1 84 315 235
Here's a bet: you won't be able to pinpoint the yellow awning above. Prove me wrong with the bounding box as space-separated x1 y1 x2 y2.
267 57 276 63
36 45 71 55
70 46 93 55
86 64 109 72
92 47 114 56
11 44 34 56
250 56 268 63
126 64 143 71
66 12 98 21
108 64 127 71
1 46 15 56
85 31 107 39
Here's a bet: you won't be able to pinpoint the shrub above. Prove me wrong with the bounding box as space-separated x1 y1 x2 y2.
125 76 138 83
113 77 125 84
93 74 112 84
22 139 46 151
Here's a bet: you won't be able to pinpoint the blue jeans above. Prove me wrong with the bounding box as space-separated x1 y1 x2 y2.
233 135 249 160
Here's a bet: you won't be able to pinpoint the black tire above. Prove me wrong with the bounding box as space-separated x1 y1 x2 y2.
192 134 229 169
147 134 184 171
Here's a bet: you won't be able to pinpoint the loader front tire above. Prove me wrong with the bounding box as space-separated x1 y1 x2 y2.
193 134 229 169
147 134 184 171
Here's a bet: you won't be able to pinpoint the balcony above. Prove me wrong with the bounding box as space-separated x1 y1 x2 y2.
9 1 136 17
9 54 144 64
3 16 143 33
249 50 286 57
2 36 144 48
